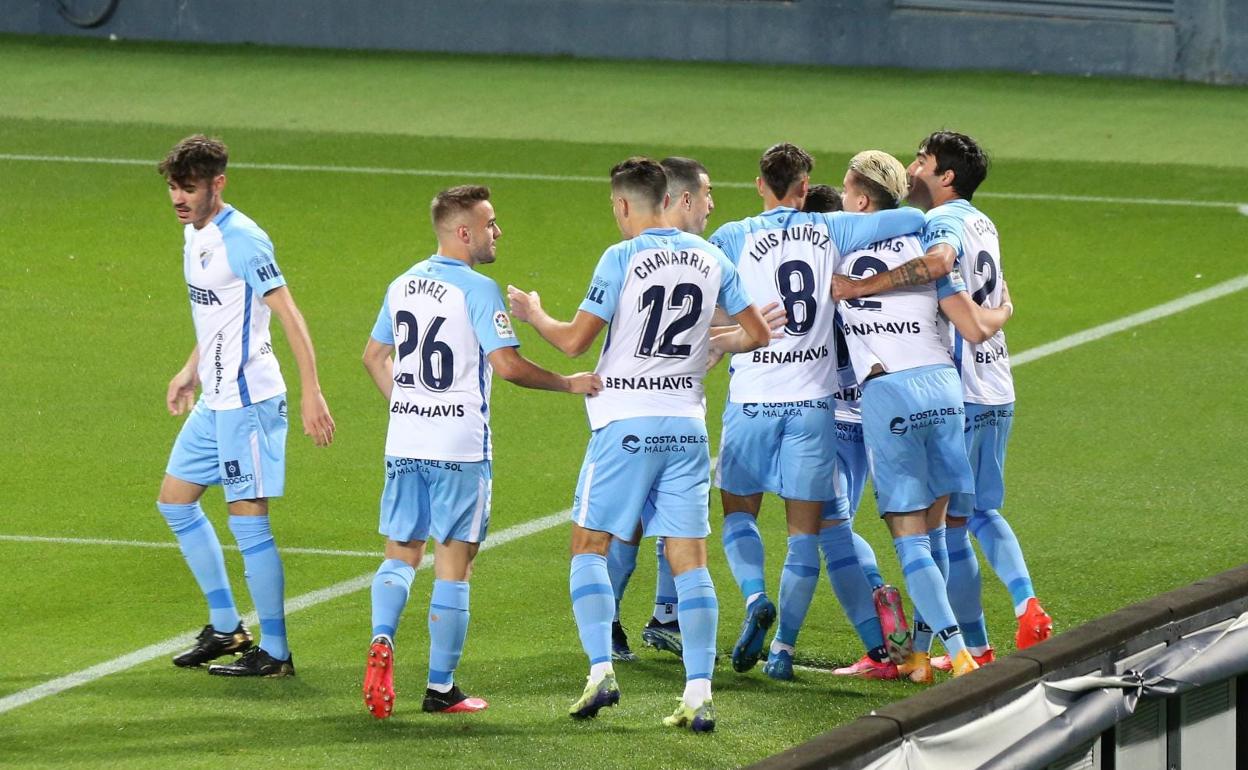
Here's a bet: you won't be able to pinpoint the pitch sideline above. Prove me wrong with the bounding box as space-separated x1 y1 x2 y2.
1 273 1245 716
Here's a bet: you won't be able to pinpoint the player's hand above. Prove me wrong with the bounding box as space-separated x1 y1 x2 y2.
506 284 542 324
166 367 199 415
301 390 336 447
566 372 603 397
832 274 862 302
706 346 726 371
760 301 788 339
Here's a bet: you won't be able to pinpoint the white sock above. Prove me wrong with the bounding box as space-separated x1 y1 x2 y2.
682 677 712 709
426 681 452 693
745 591 763 609
770 640 794 655
589 661 614 685
1014 599 1030 617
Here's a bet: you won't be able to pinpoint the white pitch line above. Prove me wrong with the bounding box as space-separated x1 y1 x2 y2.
1011 274 1248 366
3 275 1245 716
0 152 1242 209
0 533 377 558
0 509 568 716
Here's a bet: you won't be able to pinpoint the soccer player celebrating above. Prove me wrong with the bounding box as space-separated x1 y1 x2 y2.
706 143 924 680
360 186 601 718
605 156 716 663
833 149 1013 683
508 157 771 732
157 134 335 677
835 132 1052 668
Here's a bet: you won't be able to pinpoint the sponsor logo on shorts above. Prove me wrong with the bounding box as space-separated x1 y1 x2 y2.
493 310 516 340
750 399 830 418
388 457 463 479
621 435 641 454
892 407 965 436
222 459 255 487
968 407 1013 431
278 400 288 419
624 434 708 454
742 403 758 418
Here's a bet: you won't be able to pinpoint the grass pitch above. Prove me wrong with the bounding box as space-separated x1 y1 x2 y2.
1 34 1246 768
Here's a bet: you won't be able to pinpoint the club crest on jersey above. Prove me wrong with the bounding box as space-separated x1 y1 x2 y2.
493 310 516 339
199 248 214 269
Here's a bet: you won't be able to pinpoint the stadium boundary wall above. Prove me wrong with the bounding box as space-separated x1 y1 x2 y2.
749 563 1248 769
0 0 1245 84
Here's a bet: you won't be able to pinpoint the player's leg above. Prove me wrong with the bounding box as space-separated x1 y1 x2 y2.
716 401 780 613
761 498 821 680
649 424 716 732
209 395 292 677
421 459 492 713
641 536 683 658
363 454 431 717
160 398 250 667
566 419 653 719
606 524 642 662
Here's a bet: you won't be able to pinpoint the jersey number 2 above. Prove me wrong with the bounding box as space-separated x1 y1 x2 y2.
394 311 454 391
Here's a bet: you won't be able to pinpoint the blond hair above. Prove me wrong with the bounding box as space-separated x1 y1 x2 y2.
847 150 909 207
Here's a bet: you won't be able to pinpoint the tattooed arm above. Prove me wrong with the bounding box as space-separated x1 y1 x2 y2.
832 242 957 302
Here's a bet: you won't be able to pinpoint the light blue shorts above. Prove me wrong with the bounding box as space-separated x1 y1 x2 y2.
572 416 711 540
823 420 869 521
715 397 837 501
949 402 1014 517
379 456 491 545
166 394 288 502
861 365 974 515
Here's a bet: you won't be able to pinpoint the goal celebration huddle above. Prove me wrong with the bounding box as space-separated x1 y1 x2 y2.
154 131 1052 734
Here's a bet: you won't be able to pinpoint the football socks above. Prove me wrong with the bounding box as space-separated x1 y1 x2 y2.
570 553 615 667
946 524 990 649
653 538 678 624
722 511 766 602
774 534 819 648
893 533 966 659
674 568 718 685
970 509 1037 613
427 579 470 692
605 539 639 623
820 524 887 655
157 501 240 633
228 515 289 661
370 558 416 640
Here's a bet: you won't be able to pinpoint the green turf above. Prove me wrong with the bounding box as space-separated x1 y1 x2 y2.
1 36 1247 769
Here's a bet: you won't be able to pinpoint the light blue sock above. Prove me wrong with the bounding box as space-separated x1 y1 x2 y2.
820 525 885 653
158 502 240 632
929 525 949 580
428 579 470 690
570 553 614 666
674 568 717 683
775 534 820 647
970 509 1036 608
371 558 416 640
946 525 989 649
228 515 288 660
722 512 766 602
851 529 885 589
893 533 965 658
653 538 678 624
606 539 639 623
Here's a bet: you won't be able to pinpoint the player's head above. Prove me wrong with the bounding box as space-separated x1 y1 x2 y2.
802 184 843 213
159 134 228 229
907 130 989 209
757 142 813 204
431 185 500 266
610 156 669 237
842 151 909 213
660 156 713 235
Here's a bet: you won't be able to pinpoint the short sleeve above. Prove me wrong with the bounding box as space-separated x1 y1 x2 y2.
826 208 925 255
709 222 745 266
577 245 628 322
715 252 752 316
465 278 520 355
921 211 965 258
370 291 394 345
223 229 286 295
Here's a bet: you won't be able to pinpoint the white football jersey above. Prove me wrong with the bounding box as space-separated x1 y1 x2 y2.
578 227 750 431
371 255 519 462
923 200 1016 405
831 311 862 423
183 206 286 410
835 234 963 380
709 206 926 403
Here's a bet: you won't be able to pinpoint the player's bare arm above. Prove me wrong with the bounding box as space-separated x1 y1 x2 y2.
167 346 201 415
707 303 771 355
263 285 336 446
939 290 1013 344
487 347 603 396
833 243 957 301
361 337 395 400
707 301 787 369
506 284 606 357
